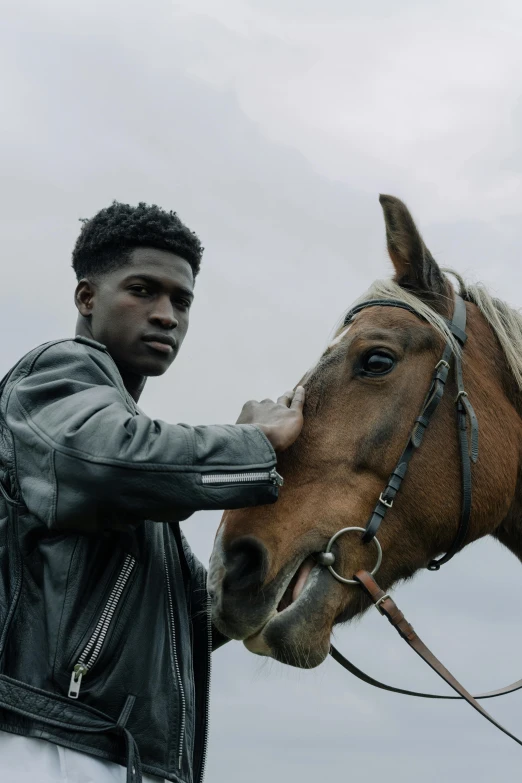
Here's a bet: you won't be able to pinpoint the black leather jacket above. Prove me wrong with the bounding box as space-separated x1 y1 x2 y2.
0 337 279 783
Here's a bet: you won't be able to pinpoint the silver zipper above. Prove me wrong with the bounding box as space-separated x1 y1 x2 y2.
164 551 187 770
68 553 136 699
201 467 283 487
197 593 212 783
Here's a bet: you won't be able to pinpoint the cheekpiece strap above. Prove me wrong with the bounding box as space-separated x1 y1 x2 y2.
353 294 479 571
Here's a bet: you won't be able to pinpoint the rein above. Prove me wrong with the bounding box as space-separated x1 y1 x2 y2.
319 294 522 746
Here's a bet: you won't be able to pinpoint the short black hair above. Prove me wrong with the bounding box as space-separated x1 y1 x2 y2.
72 201 203 281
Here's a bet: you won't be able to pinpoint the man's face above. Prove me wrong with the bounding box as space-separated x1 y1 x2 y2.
78 247 194 377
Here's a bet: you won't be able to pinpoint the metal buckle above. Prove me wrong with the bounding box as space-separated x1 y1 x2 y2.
456 390 468 403
435 360 450 371
379 492 393 508
375 593 391 615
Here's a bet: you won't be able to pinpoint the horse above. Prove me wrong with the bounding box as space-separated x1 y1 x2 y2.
208 195 522 708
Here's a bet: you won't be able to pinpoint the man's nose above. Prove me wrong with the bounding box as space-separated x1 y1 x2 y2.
149 297 178 329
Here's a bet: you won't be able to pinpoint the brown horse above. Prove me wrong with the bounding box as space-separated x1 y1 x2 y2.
208 194 522 672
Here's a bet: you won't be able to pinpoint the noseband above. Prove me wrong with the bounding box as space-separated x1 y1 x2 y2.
318 293 479 578
319 294 522 749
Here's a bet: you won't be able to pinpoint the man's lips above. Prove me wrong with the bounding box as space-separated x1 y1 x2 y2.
142 334 176 354
144 341 173 354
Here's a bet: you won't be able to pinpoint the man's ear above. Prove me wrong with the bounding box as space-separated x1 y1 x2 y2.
74 279 96 317
379 194 451 310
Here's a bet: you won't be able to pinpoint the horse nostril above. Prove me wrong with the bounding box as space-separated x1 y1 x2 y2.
223 536 269 592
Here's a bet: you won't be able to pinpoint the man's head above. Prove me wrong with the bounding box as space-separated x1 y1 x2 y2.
73 201 203 386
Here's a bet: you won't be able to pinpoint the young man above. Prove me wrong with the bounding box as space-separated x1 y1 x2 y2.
0 202 304 783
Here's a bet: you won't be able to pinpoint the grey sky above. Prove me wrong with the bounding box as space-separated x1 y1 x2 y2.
1 1 522 781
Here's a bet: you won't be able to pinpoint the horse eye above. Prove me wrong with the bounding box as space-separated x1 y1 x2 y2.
360 351 395 375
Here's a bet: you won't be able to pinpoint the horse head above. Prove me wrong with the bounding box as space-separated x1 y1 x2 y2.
208 195 522 669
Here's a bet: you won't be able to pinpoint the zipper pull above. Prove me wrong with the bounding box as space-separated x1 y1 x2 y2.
270 468 284 487
68 663 87 699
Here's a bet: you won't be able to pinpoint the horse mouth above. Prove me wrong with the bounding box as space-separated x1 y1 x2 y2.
243 555 334 668
276 556 316 613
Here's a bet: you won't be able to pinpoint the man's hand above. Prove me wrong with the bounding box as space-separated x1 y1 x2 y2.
236 387 305 452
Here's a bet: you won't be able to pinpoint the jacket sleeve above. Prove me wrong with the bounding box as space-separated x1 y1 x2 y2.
5 339 279 531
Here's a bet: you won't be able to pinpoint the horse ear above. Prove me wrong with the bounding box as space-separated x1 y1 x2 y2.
379 194 449 306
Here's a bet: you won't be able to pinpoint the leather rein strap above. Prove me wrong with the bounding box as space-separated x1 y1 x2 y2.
351 570 522 747
329 644 522 702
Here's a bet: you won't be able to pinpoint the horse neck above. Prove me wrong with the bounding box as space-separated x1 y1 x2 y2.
465 303 522 561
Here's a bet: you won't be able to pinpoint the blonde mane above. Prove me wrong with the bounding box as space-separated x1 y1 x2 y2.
335 269 522 392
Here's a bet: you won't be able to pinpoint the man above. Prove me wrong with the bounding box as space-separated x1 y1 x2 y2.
0 202 304 783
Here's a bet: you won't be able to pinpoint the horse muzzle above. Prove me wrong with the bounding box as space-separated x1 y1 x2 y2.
208 531 342 666
208 533 276 640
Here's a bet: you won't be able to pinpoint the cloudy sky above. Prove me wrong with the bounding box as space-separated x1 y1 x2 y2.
2 1 522 780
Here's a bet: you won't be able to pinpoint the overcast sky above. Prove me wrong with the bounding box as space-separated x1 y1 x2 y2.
2 1 522 781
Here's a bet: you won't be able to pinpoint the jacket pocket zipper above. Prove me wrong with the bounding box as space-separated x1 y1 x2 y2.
68 553 136 699
164 551 186 770
201 467 283 487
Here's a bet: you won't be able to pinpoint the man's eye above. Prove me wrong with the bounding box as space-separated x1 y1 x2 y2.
130 285 150 295
360 350 395 375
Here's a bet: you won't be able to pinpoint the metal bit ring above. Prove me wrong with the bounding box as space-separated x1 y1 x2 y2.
320 526 383 585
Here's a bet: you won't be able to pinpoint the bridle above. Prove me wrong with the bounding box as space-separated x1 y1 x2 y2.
317 293 522 748
320 293 478 575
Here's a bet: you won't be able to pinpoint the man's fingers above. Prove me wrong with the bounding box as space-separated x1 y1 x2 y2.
277 390 294 407
290 386 305 410
277 387 305 409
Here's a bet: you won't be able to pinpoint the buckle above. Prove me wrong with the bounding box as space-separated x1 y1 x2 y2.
375 593 391 615
379 492 393 508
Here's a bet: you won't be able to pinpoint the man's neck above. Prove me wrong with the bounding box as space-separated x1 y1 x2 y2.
75 315 146 403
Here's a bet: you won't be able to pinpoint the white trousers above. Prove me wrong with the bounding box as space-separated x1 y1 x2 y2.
0 731 165 783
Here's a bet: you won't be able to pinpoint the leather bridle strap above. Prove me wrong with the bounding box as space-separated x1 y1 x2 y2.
362 343 454 544
343 301 455 545
428 300 479 569
326 297 518 728
344 295 479 569
328 297 520 711
352 570 522 747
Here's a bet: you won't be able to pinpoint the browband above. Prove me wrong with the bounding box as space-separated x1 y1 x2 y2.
343 298 468 344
